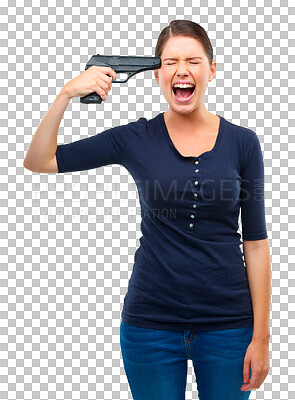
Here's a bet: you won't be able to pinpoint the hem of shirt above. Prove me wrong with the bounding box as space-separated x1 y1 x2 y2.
242 232 268 241
121 313 254 332
56 145 64 173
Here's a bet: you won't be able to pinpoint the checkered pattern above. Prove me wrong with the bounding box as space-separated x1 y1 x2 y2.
1 1 293 399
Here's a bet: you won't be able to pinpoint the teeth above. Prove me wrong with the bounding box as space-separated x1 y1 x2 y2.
173 83 194 88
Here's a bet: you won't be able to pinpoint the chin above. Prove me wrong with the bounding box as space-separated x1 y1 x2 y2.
169 102 199 115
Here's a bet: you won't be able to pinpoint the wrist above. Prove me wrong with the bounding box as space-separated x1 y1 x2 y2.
252 333 270 344
59 85 73 101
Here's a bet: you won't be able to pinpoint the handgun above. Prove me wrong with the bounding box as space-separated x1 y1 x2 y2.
80 54 162 104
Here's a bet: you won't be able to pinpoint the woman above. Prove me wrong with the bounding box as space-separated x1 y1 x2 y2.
24 19 271 400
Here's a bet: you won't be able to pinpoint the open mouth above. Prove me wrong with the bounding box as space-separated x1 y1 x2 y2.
172 85 195 102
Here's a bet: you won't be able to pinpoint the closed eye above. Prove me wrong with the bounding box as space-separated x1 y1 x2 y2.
166 62 200 65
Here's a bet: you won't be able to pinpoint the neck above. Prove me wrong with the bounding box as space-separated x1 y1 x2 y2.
165 104 213 131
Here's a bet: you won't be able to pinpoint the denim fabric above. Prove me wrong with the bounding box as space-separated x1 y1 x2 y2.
120 320 253 400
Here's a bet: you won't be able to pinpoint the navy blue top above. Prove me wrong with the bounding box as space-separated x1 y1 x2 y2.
56 112 268 331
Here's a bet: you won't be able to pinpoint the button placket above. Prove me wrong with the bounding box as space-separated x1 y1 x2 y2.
189 158 200 228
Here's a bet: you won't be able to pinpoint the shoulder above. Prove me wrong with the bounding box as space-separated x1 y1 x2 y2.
99 115 148 149
109 116 148 133
122 115 148 134
223 117 261 166
223 117 257 144
118 113 161 145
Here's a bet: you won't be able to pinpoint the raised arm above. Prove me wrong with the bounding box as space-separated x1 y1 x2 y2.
23 66 116 174
23 89 72 173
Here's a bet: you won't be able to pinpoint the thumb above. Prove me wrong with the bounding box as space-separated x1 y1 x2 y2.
243 358 251 383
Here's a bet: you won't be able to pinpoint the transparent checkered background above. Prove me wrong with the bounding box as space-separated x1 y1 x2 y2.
1 0 294 399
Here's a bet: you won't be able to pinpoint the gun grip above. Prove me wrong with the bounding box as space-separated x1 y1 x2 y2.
80 92 102 104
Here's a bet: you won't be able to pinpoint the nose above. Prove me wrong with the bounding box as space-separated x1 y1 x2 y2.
175 61 190 76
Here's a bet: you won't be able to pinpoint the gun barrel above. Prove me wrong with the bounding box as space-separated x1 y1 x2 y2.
85 54 161 82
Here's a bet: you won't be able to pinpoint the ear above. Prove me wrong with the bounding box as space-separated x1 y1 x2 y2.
209 60 217 81
154 69 159 82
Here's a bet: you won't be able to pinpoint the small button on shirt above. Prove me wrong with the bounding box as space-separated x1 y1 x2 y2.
56 112 268 332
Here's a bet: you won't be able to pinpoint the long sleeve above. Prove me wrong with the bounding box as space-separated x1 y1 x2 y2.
240 132 268 241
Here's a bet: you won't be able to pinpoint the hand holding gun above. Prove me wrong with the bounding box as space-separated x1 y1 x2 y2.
63 54 161 104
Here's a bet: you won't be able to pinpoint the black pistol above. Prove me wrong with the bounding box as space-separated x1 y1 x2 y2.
80 54 162 104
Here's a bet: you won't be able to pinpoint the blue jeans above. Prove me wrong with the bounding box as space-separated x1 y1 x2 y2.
120 320 253 400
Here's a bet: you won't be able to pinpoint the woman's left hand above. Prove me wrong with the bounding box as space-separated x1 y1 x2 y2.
240 339 270 391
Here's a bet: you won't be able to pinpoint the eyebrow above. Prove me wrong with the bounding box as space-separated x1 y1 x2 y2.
163 57 203 61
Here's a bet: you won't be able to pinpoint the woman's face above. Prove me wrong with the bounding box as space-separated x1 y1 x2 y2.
154 35 216 115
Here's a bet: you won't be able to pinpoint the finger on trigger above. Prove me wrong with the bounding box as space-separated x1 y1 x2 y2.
109 68 116 81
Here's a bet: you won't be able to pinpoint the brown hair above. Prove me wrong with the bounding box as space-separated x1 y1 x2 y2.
155 19 214 66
